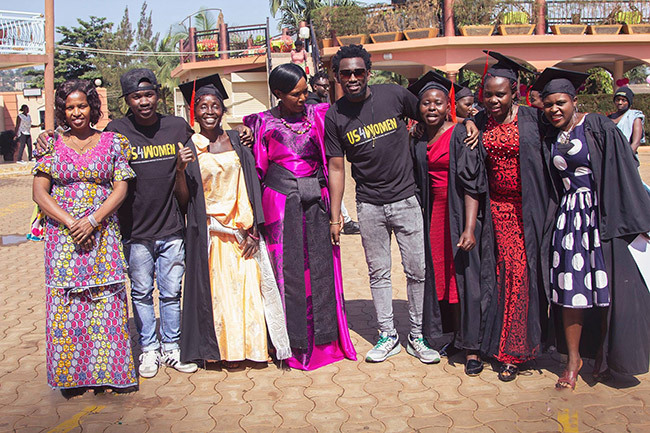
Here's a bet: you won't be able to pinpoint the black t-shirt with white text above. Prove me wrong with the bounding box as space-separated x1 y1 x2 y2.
324 84 419 205
105 114 193 241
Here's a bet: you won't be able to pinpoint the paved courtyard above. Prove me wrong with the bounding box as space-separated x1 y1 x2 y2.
1 151 650 432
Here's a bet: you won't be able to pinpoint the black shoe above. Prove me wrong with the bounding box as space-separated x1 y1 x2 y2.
465 359 484 376
342 220 360 235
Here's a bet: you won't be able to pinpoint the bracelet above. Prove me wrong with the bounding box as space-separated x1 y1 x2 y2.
248 232 260 241
87 214 99 228
329 221 341 225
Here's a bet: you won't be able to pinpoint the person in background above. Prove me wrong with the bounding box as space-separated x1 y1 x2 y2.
609 86 645 152
290 39 308 71
306 71 330 105
475 51 551 382
409 71 494 376
33 79 137 396
528 89 544 110
455 81 478 119
325 44 479 364
306 71 361 235
534 67 650 390
15 104 33 163
244 63 357 370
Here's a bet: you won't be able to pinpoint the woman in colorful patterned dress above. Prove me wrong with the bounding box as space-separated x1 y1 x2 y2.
409 72 494 377
244 64 357 370
534 68 650 390
476 52 552 382
32 79 137 395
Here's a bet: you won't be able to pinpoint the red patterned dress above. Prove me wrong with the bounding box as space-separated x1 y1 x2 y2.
483 115 533 365
427 127 459 303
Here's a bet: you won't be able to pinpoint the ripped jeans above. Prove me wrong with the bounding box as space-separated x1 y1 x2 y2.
357 195 426 337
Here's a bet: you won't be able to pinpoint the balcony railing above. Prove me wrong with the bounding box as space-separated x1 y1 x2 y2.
0 10 45 55
180 23 269 63
546 0 650 25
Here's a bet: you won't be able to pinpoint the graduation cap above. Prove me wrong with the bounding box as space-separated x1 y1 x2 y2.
483 50 537 81
407 71 462 123
455 80 474 101
531 67 589 99
178 74 229 126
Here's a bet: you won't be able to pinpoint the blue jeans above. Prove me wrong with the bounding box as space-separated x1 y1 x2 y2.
124 235 185 353
357 195 426 337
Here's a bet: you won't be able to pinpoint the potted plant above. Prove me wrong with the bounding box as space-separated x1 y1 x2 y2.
617 7 650 34
313 6 334 48
402 0 439 40
550 1 587 35
454 0 495 36
331 4 369 46
367 6 404 43
587 2 623 34
196 38 218 60
497 10 535 35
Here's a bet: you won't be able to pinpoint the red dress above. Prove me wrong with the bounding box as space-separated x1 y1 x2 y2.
483 115 533 365
427 127 459 304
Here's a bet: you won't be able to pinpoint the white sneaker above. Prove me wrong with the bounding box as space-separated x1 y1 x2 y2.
365 331 401 362
162 348 198 373
407 334 441 364
139 350 160 378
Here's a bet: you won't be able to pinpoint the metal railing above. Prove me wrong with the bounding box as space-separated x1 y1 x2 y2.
0 10 45 55
226 24 268 58
180 23 269 62
546 0 650 25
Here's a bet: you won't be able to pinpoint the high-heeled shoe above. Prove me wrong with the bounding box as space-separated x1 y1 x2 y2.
556 359 583 390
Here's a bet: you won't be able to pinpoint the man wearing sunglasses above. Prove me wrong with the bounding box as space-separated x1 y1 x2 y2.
324 45 479 364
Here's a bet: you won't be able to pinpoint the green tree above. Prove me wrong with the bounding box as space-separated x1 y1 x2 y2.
141 30 183 114
582 67 613 95
136 2 154 50
25 16 113 87
369 70 408 87
95 7 136 116
271 0 357 31
624 64 650 84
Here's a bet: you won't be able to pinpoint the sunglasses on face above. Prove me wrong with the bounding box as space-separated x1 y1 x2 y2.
338 69 367 79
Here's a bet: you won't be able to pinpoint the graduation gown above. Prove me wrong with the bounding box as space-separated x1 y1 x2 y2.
476 105 556 360
180 130 266 363
413 124 496 351
545 113 650 375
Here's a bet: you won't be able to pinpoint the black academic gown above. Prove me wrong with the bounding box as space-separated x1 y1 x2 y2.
544 113 650 375
179 130 265 364
413 124 496 352
476 105 556 361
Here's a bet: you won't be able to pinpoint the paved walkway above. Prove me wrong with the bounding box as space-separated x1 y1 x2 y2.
1 152 650 432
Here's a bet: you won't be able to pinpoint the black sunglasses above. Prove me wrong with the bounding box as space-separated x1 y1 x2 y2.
338 68 367 79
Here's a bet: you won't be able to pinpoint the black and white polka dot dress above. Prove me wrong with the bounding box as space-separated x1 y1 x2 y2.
550 116 610 308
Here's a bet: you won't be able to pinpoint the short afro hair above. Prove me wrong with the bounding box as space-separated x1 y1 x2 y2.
309 71 329 88
55 79 102 127
331 44 371 74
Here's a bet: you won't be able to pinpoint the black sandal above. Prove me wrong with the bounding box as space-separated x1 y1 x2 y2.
498 363 519 382
465 359 484 376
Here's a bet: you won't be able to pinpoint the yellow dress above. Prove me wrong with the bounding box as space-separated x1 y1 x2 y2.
196 135 268 362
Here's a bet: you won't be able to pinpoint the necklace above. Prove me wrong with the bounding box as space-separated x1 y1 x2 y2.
558 113 578 145
67 133 96 153
280 113 312 135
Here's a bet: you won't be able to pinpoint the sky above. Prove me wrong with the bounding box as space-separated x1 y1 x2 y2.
16 1 283 39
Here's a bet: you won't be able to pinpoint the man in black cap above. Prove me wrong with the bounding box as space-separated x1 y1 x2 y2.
104 68 199 378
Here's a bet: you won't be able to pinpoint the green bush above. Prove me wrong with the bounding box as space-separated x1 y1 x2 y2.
500 11 529 25
577 93 650 143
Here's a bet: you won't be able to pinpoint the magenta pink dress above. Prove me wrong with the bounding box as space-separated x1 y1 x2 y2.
245 103 357 370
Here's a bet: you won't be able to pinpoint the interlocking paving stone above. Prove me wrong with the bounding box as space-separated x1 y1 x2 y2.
2 160 650 431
